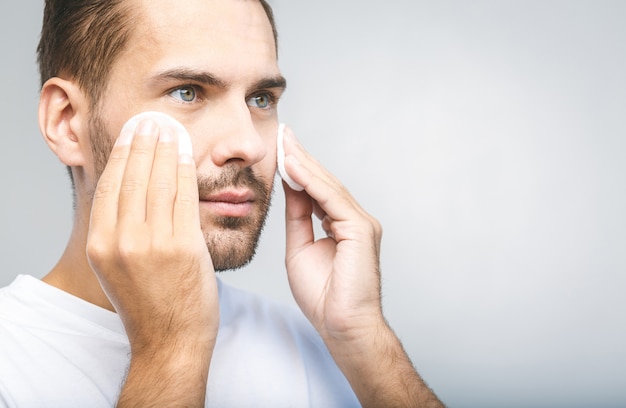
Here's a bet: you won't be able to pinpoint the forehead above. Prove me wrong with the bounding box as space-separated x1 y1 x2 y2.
117 0 278 80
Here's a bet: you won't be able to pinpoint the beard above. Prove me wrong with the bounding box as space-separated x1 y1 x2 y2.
88 112 273 272
197 166 272 271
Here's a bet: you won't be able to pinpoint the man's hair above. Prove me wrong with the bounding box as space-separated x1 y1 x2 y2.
37 0 278 107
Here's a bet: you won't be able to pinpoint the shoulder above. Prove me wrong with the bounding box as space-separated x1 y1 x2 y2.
0 275 42 322
0 275 128 407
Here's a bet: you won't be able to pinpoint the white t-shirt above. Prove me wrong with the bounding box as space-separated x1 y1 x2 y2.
0 275 360 407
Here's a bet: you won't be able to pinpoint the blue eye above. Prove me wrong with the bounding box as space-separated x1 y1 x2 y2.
170 86 197 103
247 93 274 109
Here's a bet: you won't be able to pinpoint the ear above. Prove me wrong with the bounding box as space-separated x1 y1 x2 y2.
38 77 90 167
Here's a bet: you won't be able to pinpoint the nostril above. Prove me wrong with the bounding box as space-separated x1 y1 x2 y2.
210 127 267 167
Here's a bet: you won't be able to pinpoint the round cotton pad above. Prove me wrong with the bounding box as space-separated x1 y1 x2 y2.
121 111 193 157
277 123 304 191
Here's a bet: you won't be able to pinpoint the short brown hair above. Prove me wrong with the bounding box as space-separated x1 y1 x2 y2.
38 0 135 107
37 0 279 107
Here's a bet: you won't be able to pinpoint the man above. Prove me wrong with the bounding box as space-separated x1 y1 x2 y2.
0 0 443 406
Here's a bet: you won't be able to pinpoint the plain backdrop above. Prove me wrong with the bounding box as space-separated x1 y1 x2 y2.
1 1 625 407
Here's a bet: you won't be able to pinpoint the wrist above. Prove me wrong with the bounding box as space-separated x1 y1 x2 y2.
323 316 391 362
323 322 444 408
321 305 387 345
130 335 216 362
118 339 215 407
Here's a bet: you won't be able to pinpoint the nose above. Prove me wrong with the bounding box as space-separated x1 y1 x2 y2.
200 102 268 168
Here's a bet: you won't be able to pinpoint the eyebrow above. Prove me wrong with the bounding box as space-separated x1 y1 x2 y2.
149 68 287 92
252 76 288 92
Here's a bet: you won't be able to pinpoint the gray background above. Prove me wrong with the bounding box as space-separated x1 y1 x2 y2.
1 1 625 407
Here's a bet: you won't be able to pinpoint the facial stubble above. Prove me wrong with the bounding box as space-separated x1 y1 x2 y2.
88 113 273 272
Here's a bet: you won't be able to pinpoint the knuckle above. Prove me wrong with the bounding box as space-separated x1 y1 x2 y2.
93 181 116 199
121 179 145 193
86 237 111 265
114 234 151 267
178 171 196 184
371 217 383 238
107 151 128 163
151 180 176 193
130 145 154 156
355 216 382 242
116 235 143 259
176 193 196 207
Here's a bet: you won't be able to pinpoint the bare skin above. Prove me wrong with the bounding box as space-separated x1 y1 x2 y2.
38 0 444 406
88 124 217 406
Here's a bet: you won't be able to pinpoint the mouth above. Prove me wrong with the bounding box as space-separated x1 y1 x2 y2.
199 189 256 218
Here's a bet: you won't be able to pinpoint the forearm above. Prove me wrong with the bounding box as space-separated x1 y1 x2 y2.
327 322 444 408
117 342 213 408
281 128 442 406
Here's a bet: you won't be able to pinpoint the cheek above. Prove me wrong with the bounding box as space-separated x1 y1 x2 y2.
97 87 140 139
258 150 278 187
87 114 118 182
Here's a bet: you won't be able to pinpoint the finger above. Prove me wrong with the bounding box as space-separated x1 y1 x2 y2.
89 129 134 235
117 119 160 226
173 153 200 238
146 127 179 234
312 200 327 221
282 127 337 189
284 179 315 258
321 215 336 240
282 128 381 244
282 132 362 224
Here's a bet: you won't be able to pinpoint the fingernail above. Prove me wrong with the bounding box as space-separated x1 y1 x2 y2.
285 153 300 165
137 118 157 136
179 153 194 165
284 127 304 152
284 126 296 143
159 127 176 144
115 130 134 146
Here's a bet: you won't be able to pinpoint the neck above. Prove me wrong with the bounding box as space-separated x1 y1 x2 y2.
42 206 115 312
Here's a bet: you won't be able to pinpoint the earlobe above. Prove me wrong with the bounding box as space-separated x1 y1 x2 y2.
38 78 89 167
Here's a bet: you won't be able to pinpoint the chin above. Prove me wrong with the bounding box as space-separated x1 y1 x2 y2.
204 218 265 272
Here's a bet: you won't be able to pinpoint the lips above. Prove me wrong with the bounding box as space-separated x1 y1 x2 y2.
200 189 255 218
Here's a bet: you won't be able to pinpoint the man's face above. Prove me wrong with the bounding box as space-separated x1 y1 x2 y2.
88 0 284 270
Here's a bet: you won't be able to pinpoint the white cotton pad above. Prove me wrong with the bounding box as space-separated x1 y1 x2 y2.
121 111 193 157
277 123 304 191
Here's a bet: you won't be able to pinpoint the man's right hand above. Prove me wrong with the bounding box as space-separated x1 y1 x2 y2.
86 118 218 406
